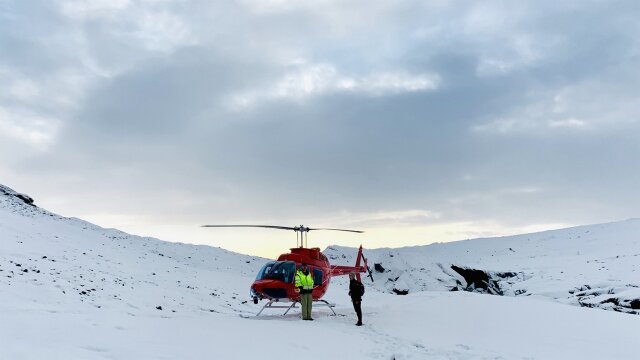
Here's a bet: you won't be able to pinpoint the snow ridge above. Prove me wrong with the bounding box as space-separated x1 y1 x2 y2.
326 220 640 314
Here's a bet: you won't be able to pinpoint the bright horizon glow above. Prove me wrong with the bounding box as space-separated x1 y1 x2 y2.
76 211 574 259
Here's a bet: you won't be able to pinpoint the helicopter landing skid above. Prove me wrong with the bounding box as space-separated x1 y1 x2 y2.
256 299 337 316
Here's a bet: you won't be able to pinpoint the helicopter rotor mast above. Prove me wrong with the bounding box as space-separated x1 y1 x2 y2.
200 224 363 248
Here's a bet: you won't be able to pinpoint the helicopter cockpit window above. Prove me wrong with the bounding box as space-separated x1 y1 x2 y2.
255 261 276 281
313 268 323 285
262 261 296 283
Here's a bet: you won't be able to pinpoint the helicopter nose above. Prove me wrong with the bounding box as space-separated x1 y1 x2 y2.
249 286 262 303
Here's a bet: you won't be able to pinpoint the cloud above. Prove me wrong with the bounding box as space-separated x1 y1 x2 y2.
472 65 640 135
0 106 60 148
548 118 587 129
59 0 131 19
325 209 442 228
225 62 440 109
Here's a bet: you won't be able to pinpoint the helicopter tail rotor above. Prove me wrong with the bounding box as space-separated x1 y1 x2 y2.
362 255 375 283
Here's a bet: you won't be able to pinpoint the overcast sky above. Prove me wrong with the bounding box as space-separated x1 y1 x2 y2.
1 0 639 257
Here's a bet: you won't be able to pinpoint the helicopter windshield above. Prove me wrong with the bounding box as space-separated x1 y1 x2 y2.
255 261 295 283
256 261 276 280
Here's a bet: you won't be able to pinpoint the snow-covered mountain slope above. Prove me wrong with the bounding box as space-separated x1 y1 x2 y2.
1 184 638 359
326 220 640 314
0 184 265 317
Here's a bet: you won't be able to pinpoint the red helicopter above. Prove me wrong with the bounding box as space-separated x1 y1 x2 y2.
202 224 374 316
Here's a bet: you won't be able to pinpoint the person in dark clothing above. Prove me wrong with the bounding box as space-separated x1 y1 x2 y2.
348 272 364 326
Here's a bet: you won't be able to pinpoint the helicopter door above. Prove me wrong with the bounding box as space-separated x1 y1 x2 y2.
280 261 295 283
313 268 323 285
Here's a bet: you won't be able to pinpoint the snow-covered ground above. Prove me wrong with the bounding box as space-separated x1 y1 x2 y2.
0 184 638 359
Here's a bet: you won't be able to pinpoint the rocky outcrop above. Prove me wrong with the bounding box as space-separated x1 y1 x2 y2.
392 288 409 295
450 265 519 296
0 184 35 206
571 285 640 314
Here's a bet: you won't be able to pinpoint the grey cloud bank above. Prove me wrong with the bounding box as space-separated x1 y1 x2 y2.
1 0 639 254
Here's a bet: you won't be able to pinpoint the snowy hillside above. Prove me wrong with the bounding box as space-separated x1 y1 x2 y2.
0 184 638 359
0 184 264 317
327 220 640 314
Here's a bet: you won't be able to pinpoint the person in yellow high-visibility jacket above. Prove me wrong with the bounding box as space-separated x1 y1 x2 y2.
295 264 314 320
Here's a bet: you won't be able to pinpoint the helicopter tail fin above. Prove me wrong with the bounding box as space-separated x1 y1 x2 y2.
355 245 364 282
357 245 374 282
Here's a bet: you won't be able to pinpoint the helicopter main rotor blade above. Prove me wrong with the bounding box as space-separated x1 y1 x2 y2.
201 225 297 231
309 228 364 233
201 224 364 233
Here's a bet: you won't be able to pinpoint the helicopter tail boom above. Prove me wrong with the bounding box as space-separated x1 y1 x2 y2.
330 245 374 282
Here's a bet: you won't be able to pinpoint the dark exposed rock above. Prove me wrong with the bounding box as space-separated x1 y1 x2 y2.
0 185 35 205
577 298 597 308
601 298 620 306
449 278 465 291
451 265 489 288
16 194 34 205
571 285 640 314
156 306 162 310
374 263 385 273
392 288 409 295
495 271 518 278
450 265 518 296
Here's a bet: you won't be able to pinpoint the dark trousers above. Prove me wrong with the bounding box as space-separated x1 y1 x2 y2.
352 299 362 323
